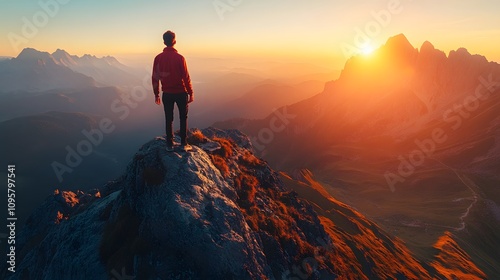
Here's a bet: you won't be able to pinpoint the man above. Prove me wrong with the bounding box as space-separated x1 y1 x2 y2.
152 30 194 151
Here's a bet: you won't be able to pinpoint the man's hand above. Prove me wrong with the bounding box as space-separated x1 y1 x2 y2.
155 94 161 105
188 94 194 104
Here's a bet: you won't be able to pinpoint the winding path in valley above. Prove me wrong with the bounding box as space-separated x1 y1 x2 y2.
431 158 481 231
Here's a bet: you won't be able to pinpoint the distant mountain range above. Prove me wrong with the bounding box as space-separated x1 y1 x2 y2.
0 48 141 93
0 48 95 92
215 34 500 277
51 49 142 87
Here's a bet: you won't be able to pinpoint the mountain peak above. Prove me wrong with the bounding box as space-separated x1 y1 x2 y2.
102 55 120 65
82 54 97 60
453 47 470 55
16 48 54 62
53 48 70 55
448 46 489 66
379 34 417 63
52 49 77 66
384 33 414 51
337 33 418 89
420 40 435 52
17 47 39 55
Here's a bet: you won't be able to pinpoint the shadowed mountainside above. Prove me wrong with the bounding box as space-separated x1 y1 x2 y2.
214 34 500 277
280 169 485 279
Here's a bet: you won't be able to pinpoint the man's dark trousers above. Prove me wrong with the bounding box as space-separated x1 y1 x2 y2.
162 92 188 146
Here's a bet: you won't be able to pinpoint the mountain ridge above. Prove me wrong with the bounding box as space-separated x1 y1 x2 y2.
51 48 141 86
0 48 96 93
0 48 141 93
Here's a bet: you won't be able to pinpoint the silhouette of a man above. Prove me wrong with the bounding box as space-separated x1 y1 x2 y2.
152 30 194 151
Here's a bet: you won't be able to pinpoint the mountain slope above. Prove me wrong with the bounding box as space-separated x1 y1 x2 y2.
430 232 486 279
280 169 485 279
0 128 483 279
214 34 500 277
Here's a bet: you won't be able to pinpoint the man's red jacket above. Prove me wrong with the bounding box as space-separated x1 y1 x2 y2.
152 47 193 95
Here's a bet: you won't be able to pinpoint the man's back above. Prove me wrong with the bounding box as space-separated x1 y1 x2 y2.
152 47 193 95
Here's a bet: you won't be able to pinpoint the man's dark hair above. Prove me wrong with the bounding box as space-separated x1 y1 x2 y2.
163 31 176 47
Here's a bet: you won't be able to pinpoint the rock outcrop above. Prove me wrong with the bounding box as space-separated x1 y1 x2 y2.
5 129 336 279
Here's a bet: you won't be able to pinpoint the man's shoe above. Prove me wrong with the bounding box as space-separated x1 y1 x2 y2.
182 143 192 151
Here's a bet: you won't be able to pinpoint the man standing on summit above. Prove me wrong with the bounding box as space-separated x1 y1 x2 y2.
153 30 194 151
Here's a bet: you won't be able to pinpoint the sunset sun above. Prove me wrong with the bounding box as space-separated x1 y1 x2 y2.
361 44 375 55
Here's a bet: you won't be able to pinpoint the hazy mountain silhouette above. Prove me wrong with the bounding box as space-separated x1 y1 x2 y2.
52 49 142 87
0 48 144 93
1 129 485 279
193 72 267 115
196 80 324 124
192 69 331 128
0 48 96 92
215 34 500 277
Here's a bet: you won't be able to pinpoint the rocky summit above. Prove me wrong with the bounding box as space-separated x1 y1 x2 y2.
4 128 485 279
7 128 335 279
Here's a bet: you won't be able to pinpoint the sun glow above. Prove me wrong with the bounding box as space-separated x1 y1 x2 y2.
361 45 375 55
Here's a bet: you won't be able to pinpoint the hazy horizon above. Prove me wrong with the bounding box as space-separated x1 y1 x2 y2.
1 0 500 70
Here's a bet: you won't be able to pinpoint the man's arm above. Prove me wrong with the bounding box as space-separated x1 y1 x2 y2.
152 56 161 104
152 56 160 95
181 58 194 100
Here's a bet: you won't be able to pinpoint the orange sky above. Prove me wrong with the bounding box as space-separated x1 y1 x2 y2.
1 0 499 69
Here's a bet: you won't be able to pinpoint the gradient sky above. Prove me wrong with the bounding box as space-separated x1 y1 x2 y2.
1 0 499 68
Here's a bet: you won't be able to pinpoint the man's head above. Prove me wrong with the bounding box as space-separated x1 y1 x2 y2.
163 31 176 47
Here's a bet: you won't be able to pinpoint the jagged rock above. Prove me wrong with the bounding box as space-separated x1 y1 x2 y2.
6 131 335 280
201 127 254 151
